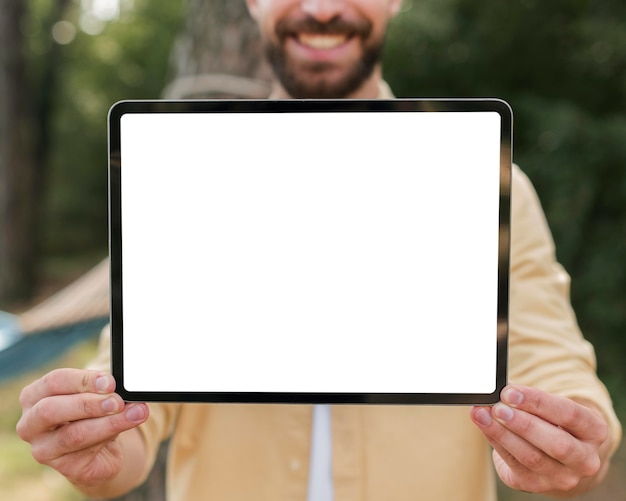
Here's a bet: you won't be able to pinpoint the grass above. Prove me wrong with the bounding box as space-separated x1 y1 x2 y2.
0 337 99 501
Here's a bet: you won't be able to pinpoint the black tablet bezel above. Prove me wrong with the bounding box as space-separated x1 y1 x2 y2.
108 98 511 405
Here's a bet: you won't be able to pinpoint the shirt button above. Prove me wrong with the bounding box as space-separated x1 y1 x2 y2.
289 459 301 471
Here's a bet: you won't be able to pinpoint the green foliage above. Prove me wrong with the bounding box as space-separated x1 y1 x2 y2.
384 0 626 393
385 0 626 113
24 0 626 393
28 0 186 257
518 100 626 399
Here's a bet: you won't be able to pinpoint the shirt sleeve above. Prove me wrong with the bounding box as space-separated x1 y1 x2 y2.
87 326 181 483
508 165 622 453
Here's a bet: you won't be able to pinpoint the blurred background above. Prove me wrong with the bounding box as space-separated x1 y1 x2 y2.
0 0 624 499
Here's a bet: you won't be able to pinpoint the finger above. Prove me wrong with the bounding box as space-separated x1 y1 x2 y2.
491 447 552 494
501 385 607 443
17 391 126 440
472 406 581 493
30 403 148 464
472 406 564 476
20 369 115 409
491 439 586 493
492 401 602 477
49 437 126 486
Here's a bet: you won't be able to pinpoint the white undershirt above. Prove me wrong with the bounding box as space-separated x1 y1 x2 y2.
307 405 334 501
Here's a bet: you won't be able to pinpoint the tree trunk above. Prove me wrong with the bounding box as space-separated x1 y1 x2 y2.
0 0 37 303
0 0 71 305
162 0 271 99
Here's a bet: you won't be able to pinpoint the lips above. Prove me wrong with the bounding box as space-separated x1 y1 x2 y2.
297 33 349 50
275 15 372 49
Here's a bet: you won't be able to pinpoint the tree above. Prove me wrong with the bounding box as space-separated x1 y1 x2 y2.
0 0 37 303
0 0 71 304
163 0 271 99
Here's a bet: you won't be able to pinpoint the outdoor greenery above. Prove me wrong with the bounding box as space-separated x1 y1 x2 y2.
0 0 624 498
14 3 626 390
385 0 626 405
32 0 185 259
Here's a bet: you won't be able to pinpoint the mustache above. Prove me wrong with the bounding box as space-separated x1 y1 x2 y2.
275 15 373 41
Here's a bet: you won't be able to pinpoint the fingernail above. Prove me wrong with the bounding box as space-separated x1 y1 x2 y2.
101 397 120 413
474 407 492 426
494 403 514 422
502 387 524 406
95 375 112 393
126 404 146 422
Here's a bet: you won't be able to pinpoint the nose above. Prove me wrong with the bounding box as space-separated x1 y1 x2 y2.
301 0 345 23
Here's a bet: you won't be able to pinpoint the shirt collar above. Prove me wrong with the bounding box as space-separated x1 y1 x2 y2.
268 80 395 100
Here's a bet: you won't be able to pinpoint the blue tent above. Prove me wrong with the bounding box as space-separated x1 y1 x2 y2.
0 316 108 381
0 259 110 382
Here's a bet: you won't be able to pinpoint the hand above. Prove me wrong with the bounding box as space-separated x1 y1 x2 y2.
16 368 149 495
470 385 611 497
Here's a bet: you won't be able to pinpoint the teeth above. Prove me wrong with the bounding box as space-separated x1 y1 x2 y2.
298 33 348 49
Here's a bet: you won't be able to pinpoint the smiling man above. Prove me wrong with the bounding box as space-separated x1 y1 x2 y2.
16 1 622 500
249 0 401 98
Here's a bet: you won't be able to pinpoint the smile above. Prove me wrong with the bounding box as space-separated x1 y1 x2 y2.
296 33 350 50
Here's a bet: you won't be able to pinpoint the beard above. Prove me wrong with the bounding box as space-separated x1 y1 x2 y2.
265 15 384 99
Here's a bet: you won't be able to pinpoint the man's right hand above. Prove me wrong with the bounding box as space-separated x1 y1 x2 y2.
16 368 149 496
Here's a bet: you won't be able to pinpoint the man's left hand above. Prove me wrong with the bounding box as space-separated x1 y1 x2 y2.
470 385 612 497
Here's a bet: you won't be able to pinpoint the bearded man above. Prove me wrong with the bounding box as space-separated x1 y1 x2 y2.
17 1 621 500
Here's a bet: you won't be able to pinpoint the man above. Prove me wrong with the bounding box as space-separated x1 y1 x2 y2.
17 1 621 500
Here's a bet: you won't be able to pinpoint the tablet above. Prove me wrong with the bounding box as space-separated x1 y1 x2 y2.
108 99 511 405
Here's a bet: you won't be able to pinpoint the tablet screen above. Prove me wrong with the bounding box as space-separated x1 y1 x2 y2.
109 99 511 404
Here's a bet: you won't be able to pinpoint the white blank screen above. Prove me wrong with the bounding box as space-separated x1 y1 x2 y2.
119 111 502 394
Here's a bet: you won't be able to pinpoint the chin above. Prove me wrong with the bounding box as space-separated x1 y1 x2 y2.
281 65 374 99
267 43 380 100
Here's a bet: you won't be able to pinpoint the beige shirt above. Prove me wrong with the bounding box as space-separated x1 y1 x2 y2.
91 89 621 500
